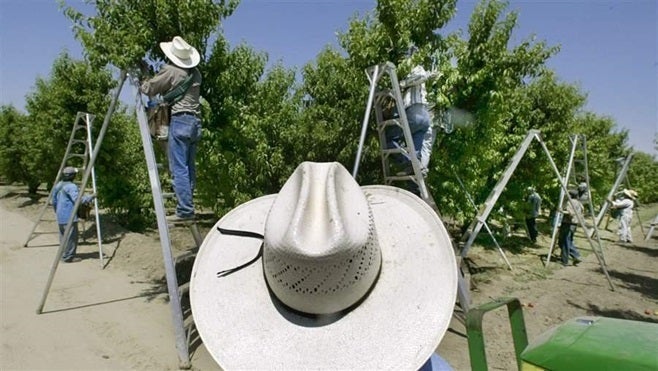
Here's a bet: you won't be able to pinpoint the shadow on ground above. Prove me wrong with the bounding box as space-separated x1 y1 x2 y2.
566 300 658 324
617 243 658 258
605 269 658 301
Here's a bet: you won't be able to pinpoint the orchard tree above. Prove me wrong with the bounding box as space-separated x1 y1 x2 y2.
423 0 557 221
628 152 658 204
17 52 150 227
62 0 238 70
22 53 118 191
0 106 33 189
198 36 301 214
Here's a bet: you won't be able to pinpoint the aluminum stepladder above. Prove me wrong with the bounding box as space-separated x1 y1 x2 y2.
545 134 606 267
457 132 544 268
458 130 614 290
24 112 105 266
353 61 472 315
37 72 127 316
452 168 513 271
128 72 205 368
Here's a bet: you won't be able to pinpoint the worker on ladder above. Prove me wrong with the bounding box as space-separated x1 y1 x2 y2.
385 45 434 177
140 36 203 222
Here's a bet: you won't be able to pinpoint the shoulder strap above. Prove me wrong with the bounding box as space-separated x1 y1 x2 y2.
54 182 75 203
162 68 198 104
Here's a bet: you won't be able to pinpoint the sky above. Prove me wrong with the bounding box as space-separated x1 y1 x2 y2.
1 0 656 155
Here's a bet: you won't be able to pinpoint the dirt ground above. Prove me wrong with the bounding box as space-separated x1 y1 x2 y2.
1 183 656 370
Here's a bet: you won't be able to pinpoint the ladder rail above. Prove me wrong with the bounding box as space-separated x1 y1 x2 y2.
545 135 578 266
353 65 380 178
387 64 429 199
129 73 191 368
580 136 606 263
82 112 105 267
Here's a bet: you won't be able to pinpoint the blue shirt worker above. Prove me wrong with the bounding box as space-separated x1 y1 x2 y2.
141 36 202 222
52 167 94 262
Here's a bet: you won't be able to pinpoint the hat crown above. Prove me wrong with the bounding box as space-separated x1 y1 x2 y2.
171 36 193 60
263 162 381 314
62 166 77 176
623 189 638 199
160 36 200 68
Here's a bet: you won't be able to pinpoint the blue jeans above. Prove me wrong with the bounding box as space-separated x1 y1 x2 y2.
559 224 581 265
385 103 431 164
59 222 79 261
168 113 202 218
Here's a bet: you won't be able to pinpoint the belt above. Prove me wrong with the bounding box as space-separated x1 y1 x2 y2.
172 111 198 117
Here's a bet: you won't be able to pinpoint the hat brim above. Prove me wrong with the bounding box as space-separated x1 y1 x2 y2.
159 41 200 68
623 190 637 200
190 185 457 369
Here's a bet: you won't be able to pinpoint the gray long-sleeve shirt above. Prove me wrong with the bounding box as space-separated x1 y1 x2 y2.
141 64 202 116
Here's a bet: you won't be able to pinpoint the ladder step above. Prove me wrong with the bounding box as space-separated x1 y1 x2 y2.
382 148 411 156
378 119 402 128
162 192 176 199
385 174 417 181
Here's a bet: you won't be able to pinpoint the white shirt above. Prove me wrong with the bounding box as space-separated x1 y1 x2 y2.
402 65 431 107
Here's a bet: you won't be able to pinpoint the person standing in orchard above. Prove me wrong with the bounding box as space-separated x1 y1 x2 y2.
608 189 638 243
141 36 202 221
52 167 95 262
525 186 542 243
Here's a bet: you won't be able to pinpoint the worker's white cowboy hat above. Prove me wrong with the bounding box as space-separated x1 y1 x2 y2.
190 162 457 370
622 189 638 200
159 36 200 68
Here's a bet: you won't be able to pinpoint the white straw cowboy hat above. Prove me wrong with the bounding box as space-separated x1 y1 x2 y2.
622 189 638 200
159 36 200 68
190 162 457 369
